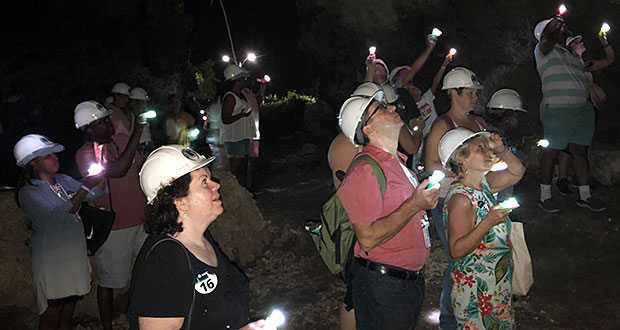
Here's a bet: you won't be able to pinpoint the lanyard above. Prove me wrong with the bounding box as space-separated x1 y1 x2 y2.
398 161 431 248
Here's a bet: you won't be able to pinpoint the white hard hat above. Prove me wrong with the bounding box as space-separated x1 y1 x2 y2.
566 35 583 47
388 65 410 87
224 64 251 81
487 88 527 113
438 127 490 169
74 100 112 129
374 59 390 76
111 82 130 95
351 82 385 100
441 67 484 90
14 134 64 167
140 145 215 204
338 93 382 146
129 87 150 101
534 19 552 42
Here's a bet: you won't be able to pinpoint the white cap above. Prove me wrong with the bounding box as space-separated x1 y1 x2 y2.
487 88 527 113
111 82 130 95
534 19 552 42
374 58 390 76
441 67 484 90
14 134 64 166
139 145 215 204
74 100 112 129
223 64 251 81
438 127 490 169
129 87 150 101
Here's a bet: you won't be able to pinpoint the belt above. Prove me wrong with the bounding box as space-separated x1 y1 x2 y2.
356 257 423 281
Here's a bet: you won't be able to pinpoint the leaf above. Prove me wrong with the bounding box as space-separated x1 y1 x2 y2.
495 252 511 283
477 276 489 294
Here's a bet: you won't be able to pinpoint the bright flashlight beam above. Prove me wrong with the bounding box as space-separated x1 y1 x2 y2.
246 53 257 62
431 28 443 38
222 55 230 62
189 128 200 140
264 309 285 329
87 163 104 176
601 23 611 34
369 46 377 55
263 74 271 83
558 4 567 15
449 48 457 56
498 197 520 210
537 139 550 148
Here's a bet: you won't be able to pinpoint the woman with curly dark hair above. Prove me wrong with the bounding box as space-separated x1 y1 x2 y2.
127 145 266 330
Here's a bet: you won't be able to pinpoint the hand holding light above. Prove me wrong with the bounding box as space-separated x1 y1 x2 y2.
264 309 285 330
498 197 520 210
426 170 445 190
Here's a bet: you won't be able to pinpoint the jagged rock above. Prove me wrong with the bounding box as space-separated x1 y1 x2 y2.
589 150 620 186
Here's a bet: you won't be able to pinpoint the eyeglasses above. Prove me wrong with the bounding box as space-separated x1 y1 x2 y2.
364 101 389 126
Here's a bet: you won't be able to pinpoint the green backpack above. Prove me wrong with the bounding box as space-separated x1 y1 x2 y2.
310 155 386 274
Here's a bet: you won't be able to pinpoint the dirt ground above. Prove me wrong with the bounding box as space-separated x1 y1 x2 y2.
245 143 620 330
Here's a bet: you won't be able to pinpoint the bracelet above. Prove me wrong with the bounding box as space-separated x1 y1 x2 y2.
495 146 508 156
80 185 90 193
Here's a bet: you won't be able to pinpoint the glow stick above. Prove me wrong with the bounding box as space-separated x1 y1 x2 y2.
537 139 550 148
498 197 520 210
264 309 285 330
87 163 104 176
426 170 445 190
490 161 508 172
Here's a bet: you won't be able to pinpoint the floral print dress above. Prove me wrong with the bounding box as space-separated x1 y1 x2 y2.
443 179 515 330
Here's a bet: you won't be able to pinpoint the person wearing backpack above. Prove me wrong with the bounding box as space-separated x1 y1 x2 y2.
336 91 439 329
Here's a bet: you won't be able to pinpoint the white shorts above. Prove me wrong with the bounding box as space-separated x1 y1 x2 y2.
95 225 147 288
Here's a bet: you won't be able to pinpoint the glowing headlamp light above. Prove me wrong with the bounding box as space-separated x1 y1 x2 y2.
426 170 445 190
87 163 104 176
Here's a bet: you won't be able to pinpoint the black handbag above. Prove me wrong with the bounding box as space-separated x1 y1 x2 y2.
79 179 116 255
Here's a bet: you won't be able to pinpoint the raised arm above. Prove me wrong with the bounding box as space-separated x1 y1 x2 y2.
586 34 614 71
399 35 437 86
484 133 526 193
364 55 376 82
430 54 453 94
540 18 565 55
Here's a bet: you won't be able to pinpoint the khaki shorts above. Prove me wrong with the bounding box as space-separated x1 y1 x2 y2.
95 225 147 288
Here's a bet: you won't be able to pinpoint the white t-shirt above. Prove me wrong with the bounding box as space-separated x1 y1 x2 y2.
416 89 438 137
220 92 255 143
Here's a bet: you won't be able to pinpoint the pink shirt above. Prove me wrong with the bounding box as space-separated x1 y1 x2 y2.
75 132 146 230
338 146 430 271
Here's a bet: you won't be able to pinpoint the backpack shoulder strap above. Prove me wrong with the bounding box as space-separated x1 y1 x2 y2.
347 154 387 197
145 238 195 330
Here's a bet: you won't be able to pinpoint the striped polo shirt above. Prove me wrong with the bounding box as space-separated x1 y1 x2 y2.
534 43 588 108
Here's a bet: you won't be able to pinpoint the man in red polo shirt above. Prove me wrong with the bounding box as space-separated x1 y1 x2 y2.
337 93 439 329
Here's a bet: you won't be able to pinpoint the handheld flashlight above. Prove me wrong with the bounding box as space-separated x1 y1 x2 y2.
558 4 567 16
490 161 508 172
264 309 285 330
448 48 457 59
600 23 611 36
369 46 377 56
431 28 443 38
140 110 156 119
498 197 520 210
262 74 271 84
426 170 445 190
537 139 550 148
222 55 230 62
87 163 105 177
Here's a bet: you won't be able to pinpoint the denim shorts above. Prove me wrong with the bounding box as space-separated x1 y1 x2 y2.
539 103 595 149
224 139 250 158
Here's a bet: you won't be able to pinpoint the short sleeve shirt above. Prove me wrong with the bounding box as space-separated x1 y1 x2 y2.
337 146 430 271
416 89 438 137
128 232 250 330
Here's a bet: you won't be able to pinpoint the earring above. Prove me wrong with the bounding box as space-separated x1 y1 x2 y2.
183 212 188 218
464 168 469 174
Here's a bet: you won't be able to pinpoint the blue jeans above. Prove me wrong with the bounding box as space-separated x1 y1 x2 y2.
352 264 425 330
431 198 456 330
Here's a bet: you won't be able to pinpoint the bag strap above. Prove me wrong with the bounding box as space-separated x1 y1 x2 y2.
145 237 195 330
346 155 387 197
